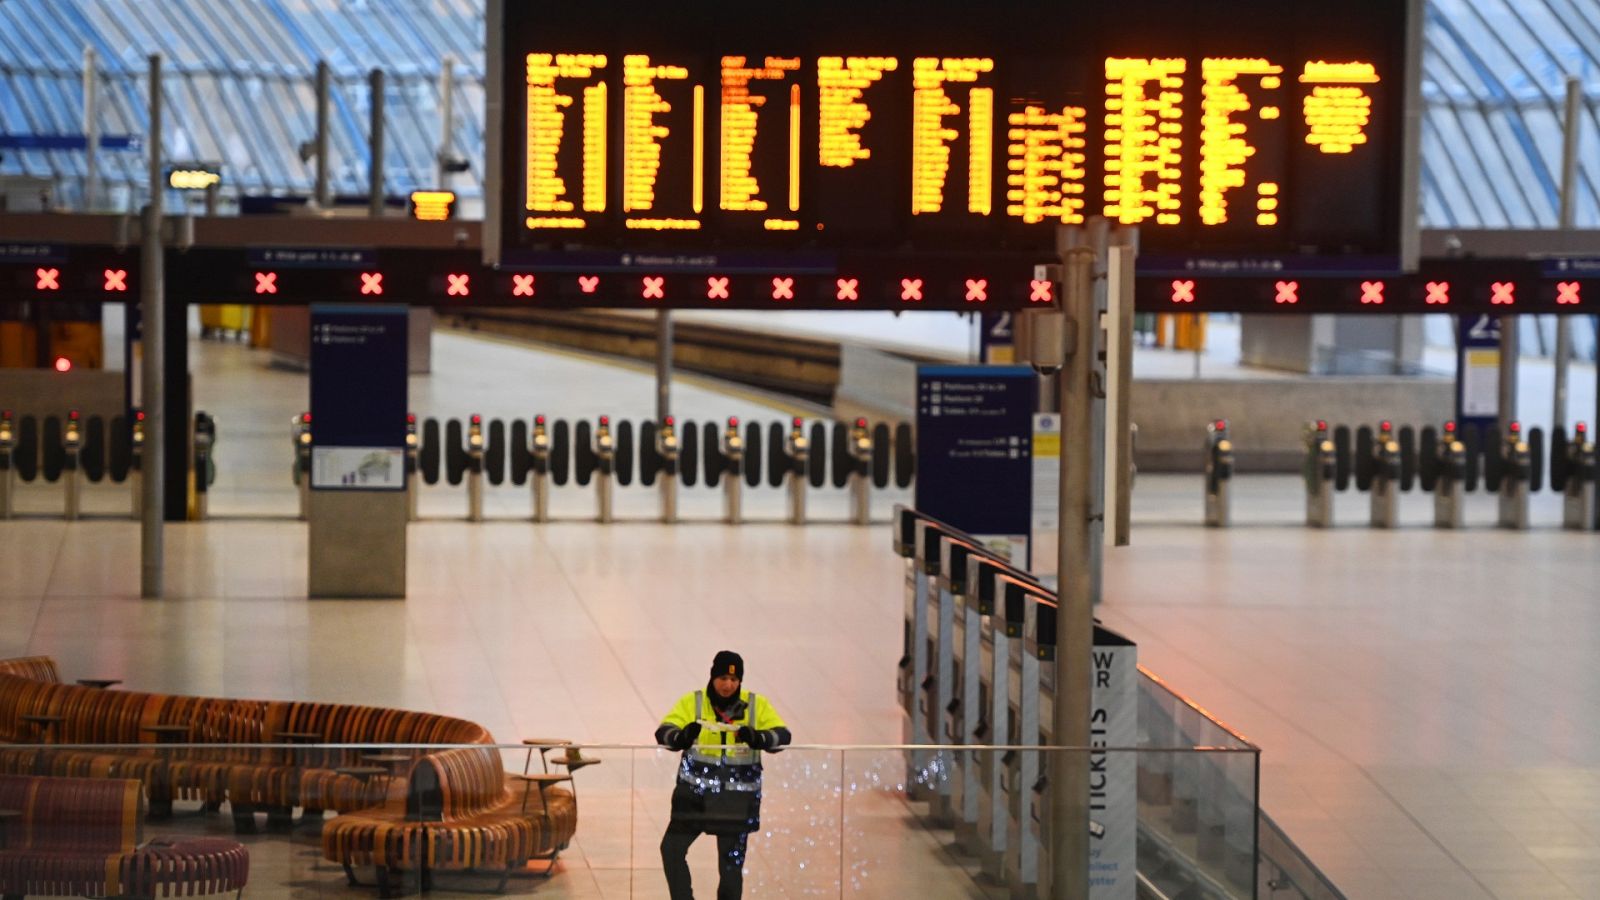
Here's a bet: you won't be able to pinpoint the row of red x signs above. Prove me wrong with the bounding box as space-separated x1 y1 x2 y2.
1168 278 1581 306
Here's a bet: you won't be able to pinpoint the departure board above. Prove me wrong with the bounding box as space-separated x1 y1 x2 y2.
492 0 1410 268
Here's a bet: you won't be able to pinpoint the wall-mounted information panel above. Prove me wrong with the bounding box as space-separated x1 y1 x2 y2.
489 0 1410 276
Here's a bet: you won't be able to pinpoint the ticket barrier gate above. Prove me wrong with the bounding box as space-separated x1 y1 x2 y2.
591 417 616 523
1558 423 1596 531
404 414 420 521
926 533 983 826
1006 581 1054 900
845 418 873 525
58 411 82 521
465 415 486 522
971 559 1019 879
951 550 999 855
1497 423 1532 531
128 412 145 520
1203 419 1232 527
1358 421 1402 529
1303 420 1336 528
293 413 312 521
781 418 810 524
529 415 552 522
720 417 744 524
895 509 935 798
656 418 679 524
191 412 216 521
1428 421 1468 529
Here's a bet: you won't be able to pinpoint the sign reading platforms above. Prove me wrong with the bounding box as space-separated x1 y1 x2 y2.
490 0 1410 278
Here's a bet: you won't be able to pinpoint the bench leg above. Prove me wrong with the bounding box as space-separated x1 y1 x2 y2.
266 804 295 832
147 794 174 820
231 804 259 834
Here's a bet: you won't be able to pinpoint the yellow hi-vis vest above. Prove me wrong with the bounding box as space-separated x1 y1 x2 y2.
661 688 787 768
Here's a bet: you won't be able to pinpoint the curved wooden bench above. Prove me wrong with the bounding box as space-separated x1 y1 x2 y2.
0 773 248 899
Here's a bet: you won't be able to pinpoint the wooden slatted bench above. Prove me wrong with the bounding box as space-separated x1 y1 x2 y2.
0 773 248 900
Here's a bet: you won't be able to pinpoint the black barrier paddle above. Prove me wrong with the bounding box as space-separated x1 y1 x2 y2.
1332 425 1351 492
615 420 635 486
509 419 531 486
550 420 571 486
12 417 36 483
639 420 660 487
108 416 131 483
767 422 786 488
82 416 106 483
41 416 63 483
744 421 763 488
831 422 852 489
1398 426 1416 492
574 420 596 487
1353 426 1374 492
1483 426 1504 493
680 420 699 487
1528 427 1545 493
872 423 891 489
808 422 827 488
486 419 506 486
1550 427 1570 493
894 422 914 489
444 419 466 486
420 418 441 485
1461 424 1481 492
702 422 723 488
1418 426 1439 492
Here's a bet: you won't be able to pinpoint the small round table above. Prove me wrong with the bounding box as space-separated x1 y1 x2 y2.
75 678 122 689
124 837 249 899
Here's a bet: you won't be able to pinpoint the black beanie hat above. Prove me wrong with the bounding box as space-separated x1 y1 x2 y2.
711 650 744 680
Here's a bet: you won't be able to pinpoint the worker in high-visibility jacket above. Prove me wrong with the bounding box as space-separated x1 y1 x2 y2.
655 650 791 900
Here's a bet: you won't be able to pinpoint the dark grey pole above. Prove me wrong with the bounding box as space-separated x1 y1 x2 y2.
140 54 165 598
315 60 332 208
368 68 385 217
1554 76 1582 432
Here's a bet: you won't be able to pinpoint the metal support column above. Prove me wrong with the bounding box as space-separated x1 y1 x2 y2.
314 60 331 208
140 54 165 598
1050 223 1103 900
1498 314 1519 439
368 68 385 218
656 311 673 423
437 56 456 189
83 48 100 212
1554 75 1582 432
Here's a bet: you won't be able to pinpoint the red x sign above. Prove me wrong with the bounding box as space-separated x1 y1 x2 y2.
707 276 730 300
578 275 600 294
1274 280 1299 305
1557 282 1581 305
964 279 988 303
360 272 384 295
836 278 859 301
1030 279 1054 303
512 274 535 297
1424 281 1449 305
446 273 470 297
1491 282 1515 305
1170 280 1194 303
103 269 128 292
900 278 923 302
642 276 665 300
1360 281 1384 305
770 277 793 301
35 268 59 291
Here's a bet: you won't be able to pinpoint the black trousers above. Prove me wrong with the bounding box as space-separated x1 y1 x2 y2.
661 822 750 899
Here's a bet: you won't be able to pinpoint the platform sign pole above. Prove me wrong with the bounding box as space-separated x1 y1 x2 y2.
1052 222 1103 900
1554 75 1582 432
139 54 165 599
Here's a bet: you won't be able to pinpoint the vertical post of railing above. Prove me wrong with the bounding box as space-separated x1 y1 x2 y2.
1051 222 1102 900
368 68 385 218
314 60 331 208
437 55 456 189
83 47 100 212
1554 75 1582 432
140 54 165 599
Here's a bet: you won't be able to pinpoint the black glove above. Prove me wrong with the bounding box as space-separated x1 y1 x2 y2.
735 726 767 749
678 721 702 749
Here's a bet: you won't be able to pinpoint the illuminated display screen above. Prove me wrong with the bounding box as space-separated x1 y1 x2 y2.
495 0 1409 266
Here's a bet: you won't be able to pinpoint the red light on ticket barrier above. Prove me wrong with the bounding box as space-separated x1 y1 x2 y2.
1444 420 1456 433
1030 280 1054 303
1170 280 1194 304
642 276 665 300
856 417 868 428
35 268 59 291
1360 281 1384 305
1510 421 1521 434
965 279 988 303
836 278 859 302
447 273 470 297
599 415 609 426
729 416 739 427
900 278 924 302
103 269 128 292
471 414 482 425
578 275 600 294
536 415 546 425
771 277 794 301
360 272 384 296
1214 420 1226 431
1578 422 1588 435
1425 281 1450 305
1491 282 1516 305
512 274 535 297
707 276 730 300
1316 420 1328 431
255 272 278 295
54 357 71 372
665 416 675 426
1557 282 1581 305
793 417 803 427
406 413 416 425
136 411 145 422
1380 420 1392 432
1274 280 1299 305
